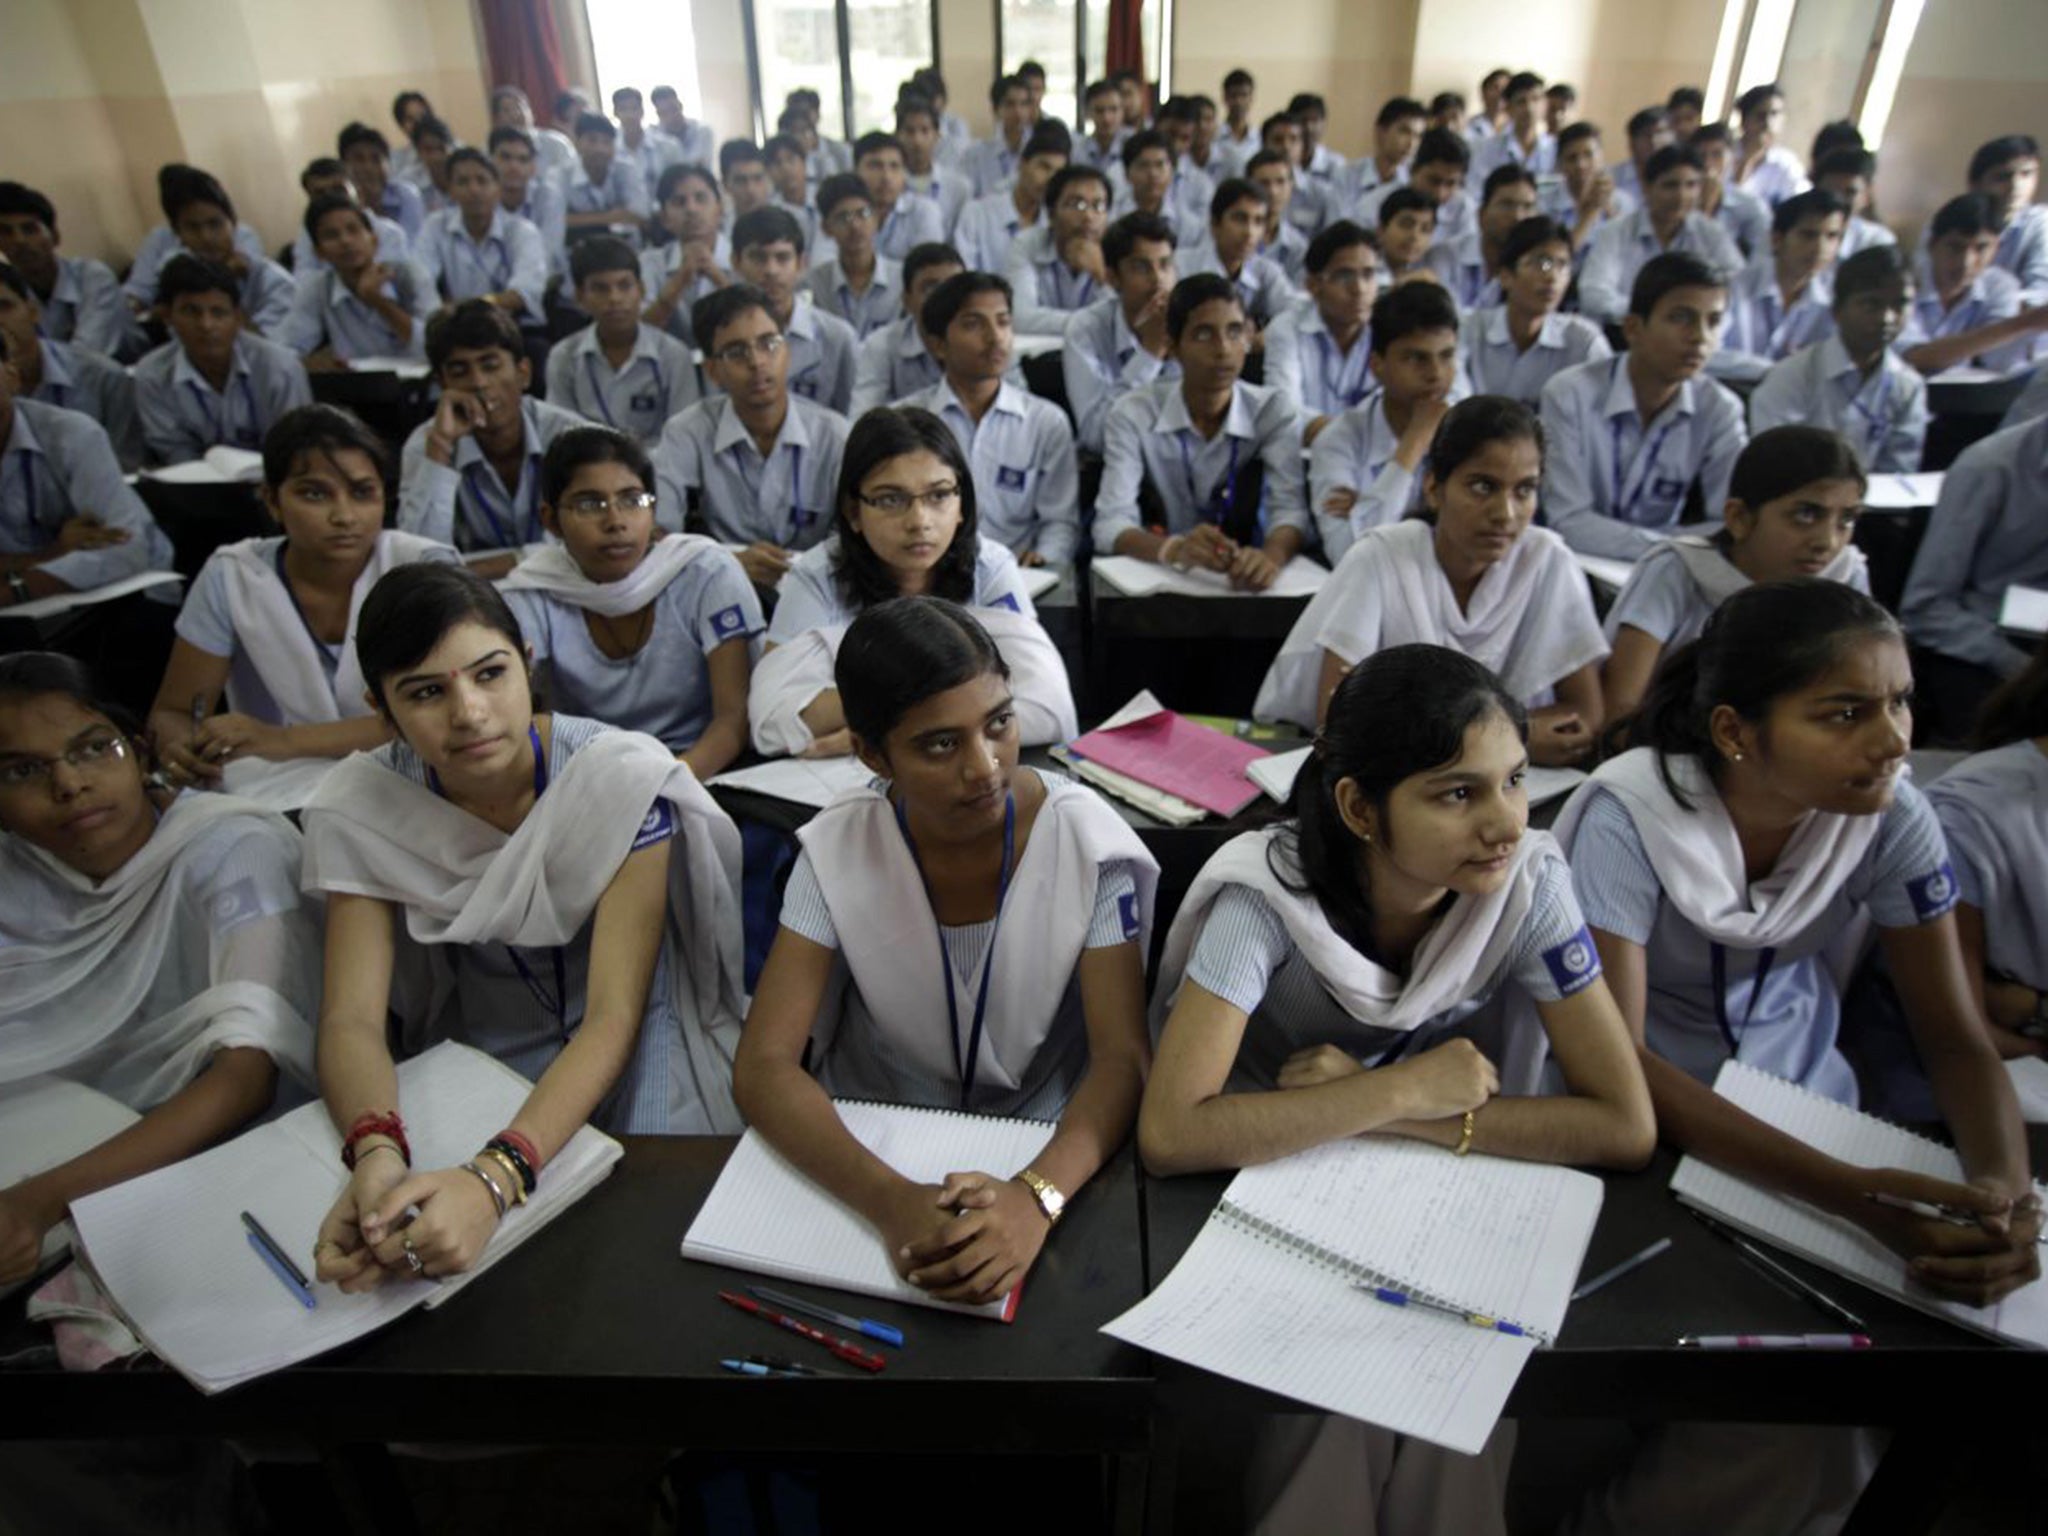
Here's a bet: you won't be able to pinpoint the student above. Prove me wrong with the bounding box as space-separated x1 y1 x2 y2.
1062 213 1182 454
389 92 432 187
1181 178 1297 328
1690 124 1775 262
407 116 458 216
0 183 124 359
1426 164 1539 313
339 123 426 241
1751 244 1928 471
727 205 859 415
1358 128 1473 251
397 301 586 560
894 96 972 230
1664 87 1704 144
805 173 902 340
955 124 1070 276
0 327 174 611
851 242 967 416
150 404 457 787
302 564 749 1298
1003 164 1111 335
750 407 1076 758
1259 114 1326 240
1155 98 1217 209
277 194 435 367
1577 146 1743 326
1286 93 1348 196
1093 275 1309 591
560 110 651 237
1077 79 1131 181
491 85 576 181
545 237 698 448
735 593 1151 1306
1964 134 2048 302
1188 94 1228 183
1427 91 1467 137
501 427 758 776
1467 217 1612 405
133 257 312 469
1375 188 1439 282
654 284 851 587
1709 188 1846 384
903 273 1080 568
1543 123 1635 266
761 134 822 254
1337 98 1427 210
1600 426 1870 722
1813 148 1896 258
1471 72 1557 180
119 166 271 333
411 149 548 322
1898 194 2046 374
0 264 141 471
1245 150 1309 279
134 172 297 338
853 131 946 262
786 89 852 181
1732 83 1810 208
1541 252 1747 558
490 127 569 279
1465 69 1512 146
650 84 717 169
1262 221 1379 440
0 652 320 1287
640 163 731 345
968 75 1036 198
610 88 683 210
1307 283 1463 561
287 159 412 278
1115 129 1190 237
1217 69 1258 168
720 140 777 222
1545 82 1578 136
1111 70 1149 137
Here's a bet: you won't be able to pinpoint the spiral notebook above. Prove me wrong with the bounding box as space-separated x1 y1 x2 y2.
1102 1139 1603 1453
680 1101 1055 1321
1669 1060 2048 1347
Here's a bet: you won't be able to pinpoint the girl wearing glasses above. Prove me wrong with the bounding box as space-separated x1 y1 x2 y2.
750 406 1076 759
501 427 761 780
0 652 319 1286
735 597 1155 1305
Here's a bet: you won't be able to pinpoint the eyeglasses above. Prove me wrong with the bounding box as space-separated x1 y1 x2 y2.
827 205 872 228
0 731 130 789
1517 254 1570 275
561 490 657 519
711 333 786 367
855 483 961 517
1059 196 1110 215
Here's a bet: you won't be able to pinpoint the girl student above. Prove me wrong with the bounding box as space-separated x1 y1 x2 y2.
748 405 1077 759
1255 396 1608 767
733 597 1155 1305
1599 425 1870 723
304 564 747 1289
1139 646 1655 1536
150 405 459 797
500 427 761 781
0 654 320 1284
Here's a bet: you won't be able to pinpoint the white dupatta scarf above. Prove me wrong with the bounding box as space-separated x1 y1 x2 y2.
301 724 748 1131
1666 534 1868 638
497 532 715 617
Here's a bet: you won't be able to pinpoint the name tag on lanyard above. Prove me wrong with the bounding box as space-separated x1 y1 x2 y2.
1610 416 1682 524
462 456 540 547
186 374 260 450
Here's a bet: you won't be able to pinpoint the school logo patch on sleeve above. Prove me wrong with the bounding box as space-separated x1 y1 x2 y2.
996 464 1029 491
990 592 1021 612
1906 862 1959 922
1540 926 1603 997
710 603 748 638
1117 889 1140 940
631 800 677 851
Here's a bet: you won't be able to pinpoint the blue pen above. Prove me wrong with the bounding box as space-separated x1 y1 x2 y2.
241 1212 316 1310
720 1358 803 1378
1364 1284 1524 1337
748 1284 905 1348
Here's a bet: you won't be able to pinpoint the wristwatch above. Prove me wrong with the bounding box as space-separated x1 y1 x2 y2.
4 570 27 605
1015 1167 1066 1226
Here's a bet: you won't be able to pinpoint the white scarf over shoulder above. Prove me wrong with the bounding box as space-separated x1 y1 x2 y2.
1669 533 1867 619
1255 520 1608 728
301 727 748 1131
497 532 715 617
750 606 1079 757
0 795 319 1109
213 531 451 722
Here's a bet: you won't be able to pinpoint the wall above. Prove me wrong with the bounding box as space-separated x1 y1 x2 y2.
1172 0 1422 153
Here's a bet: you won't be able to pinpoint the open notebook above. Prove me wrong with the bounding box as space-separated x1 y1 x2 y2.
1669 1061 2048 1347
1103 1139 1603 1453
67 1041 623 1393
681 1102 1055 1322
0 1077 142 1296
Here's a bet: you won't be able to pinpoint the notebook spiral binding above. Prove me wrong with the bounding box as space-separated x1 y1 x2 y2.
1213 1198 1554 1346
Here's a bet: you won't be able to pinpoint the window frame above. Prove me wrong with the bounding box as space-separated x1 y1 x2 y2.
740 0 943 142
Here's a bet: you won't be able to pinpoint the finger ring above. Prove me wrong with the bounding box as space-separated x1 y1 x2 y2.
402 1234 424 1275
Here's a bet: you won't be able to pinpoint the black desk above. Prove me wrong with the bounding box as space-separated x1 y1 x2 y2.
134 478 269 580
1085 570 1309 721
1923 373 2026 471
309 368 435 454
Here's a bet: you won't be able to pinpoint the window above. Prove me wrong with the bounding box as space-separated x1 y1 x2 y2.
753 0 847 140
1001 0 1081 128
741 0 935 142
587 0 704 118
846 0 937 138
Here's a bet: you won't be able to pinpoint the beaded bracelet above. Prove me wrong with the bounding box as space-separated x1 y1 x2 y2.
461 1159 509 1220
342 1110 410 1171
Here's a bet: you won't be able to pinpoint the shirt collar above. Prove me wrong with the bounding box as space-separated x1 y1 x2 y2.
712 395 812 456
49 259 83 308
1155 382 1258 441
4 401 41 461
36 338 75 391
1480 306 1564 350
893 313 931 359
783 301 820 341
1600 355 1695 424
934 375 1027 423
571 323 662 365
452 398 542 473
454 207 509 246
171 334 253 392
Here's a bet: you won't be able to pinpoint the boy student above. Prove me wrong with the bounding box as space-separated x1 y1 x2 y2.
389 90 433 185
895 95 972 229
806 174 902 340
0 183 125 359
1472 72 1557 179
720 140 776 221
904 272 1081 567
1665 86 1705 144
1466 68 1512 145
1337 97 1427 209
276 193 434 367
137 172 297 338
641 163 732 344
339 122 425 239
653 283 850 587
562 112 651 234
1375 187 1439 281
852 132 945 261
1181 179 1297 328
1093 273 1309 591
1611 106 1674 201
1709 188 1847 384
0 264 140 471
1262 220 1379 439
1545 82 1578 136
1155 98 1217 210
954 123 1070 276
1897 194 2047 374
412 149 549 323
132 257 312 469
729 205 858 415
650 84 716 167
1308 281 1462 561
1063 212 1181 453
1751 244 1928 473
914 67 972 159
1539 251 1748 558
1359 127 1474 250
1544 122 1635 266
1425 163 1539 312
1964 134 2048 302
610 87 682 207
1814 148 1896 258
968 75 1036 198
406 116 458 215
1427 91 1467 136
850 241 966 416
1245 150 1308 279
1188 95 1228 182
1117 129 1190 237
1078 79 1130 181
1004 164 1112 335
764 134 822 253
491 126 569 277
491 85 574 179
397 300 586 561
1577 145 1743 325
288 159 411 277
1218 69 1258 169
1284 92 1347 197
1259 113 1324 240
1690 123 1773 259
1112 70 1150 136
787 87 852 179
1467 216 1612 405
546 237 699 447
1733 82 1810 208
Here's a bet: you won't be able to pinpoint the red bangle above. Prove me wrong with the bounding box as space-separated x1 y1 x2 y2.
342 1110 410 1171
494 1128 543 1177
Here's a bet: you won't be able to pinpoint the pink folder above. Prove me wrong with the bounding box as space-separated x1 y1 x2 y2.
1069 710 1270 818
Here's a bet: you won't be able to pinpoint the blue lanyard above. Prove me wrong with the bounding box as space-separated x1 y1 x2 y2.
894 792 1016 1107
455 228 510 294
1053 262 1097 310
1178 431 1241 525
732 439 810 542
1313 329 1365 412
1845 366 1895 458
185 373 260 450
1608 377 1679 523
272 543 342 682
11 453 37 533
462 452 540 548
1709 942 1778 1056
583 352 667 431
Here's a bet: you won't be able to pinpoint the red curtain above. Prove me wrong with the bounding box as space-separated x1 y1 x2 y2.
1105 0 1147 85
479 0 569 120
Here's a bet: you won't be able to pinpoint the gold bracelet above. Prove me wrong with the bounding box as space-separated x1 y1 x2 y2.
1453 1110 1476 1157
480 1146 529 1206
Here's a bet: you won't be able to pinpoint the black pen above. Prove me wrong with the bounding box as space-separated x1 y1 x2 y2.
744 1354 820 1376
1687 1207 1867 1331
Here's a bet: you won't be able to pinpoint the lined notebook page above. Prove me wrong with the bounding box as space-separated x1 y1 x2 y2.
1222 1138 1603 1340
681 1103 1054 1320
1669 1061 2048 1347
0 1077 141 1287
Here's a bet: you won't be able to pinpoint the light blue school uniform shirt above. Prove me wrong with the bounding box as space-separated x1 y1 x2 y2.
0 399 174 589
1899 412 2048 679
396 397 589 551
1061 296 1180 454
412 207 549 317
907 166 972 232
661 119 719 169
504 543 764 751
872 194 947 262
132 333 312 467
1839 214 1896 260
1897 266 2029 371
38 256 126 358
1465 306 1612 406
1749 335 1929 474
558 157 652 224
1472 130 1558 181
1709 186 1774 263
770 194 823 255
288 211 410 277
1261 305 1373 423
1708 261 1836 384
804 255 903 340
902 378 1081 564
29 338 142 472
653 391 849 548
507 181 569 278
1601 536 1871 651
274 261 434 362
2001 363 2048 430
615 130 683 208
1989 203 2048 303
1335 155 1405 214
121 222 268 310
1570 775 1954 1106
1093 378 1310 553
1282 176 1330 242
964 132 1028 198
1075 131 1130 180
638 233 732 346
1538 181 1636 262
1003 225 1106 335
1537 355 1749 558
769 302 858 417
1261 219 1310 283
1422 227 1501 313
1576 208 1744 325
952 192 1038 276
544 322 700 447
1359 183 1477 251
1177 239 1298 326
374 178 426 240
766 533 1036 644
1734 145 1810 210
1308 393 1431 562
850 314 944 417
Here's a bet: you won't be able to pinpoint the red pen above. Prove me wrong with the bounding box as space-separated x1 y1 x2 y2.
718 1290 887 1373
